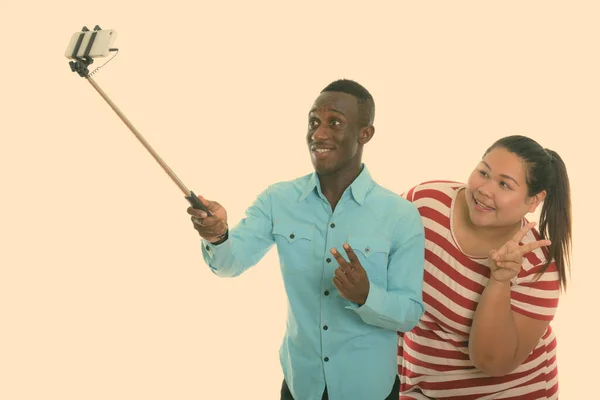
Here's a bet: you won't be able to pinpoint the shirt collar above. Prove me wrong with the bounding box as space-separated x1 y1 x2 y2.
299 164 373 205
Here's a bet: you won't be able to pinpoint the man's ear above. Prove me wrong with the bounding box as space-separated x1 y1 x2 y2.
358 126 375 145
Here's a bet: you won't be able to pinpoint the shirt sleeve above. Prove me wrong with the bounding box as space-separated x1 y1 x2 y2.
201 187 275 277
349 202 426 332
510 254 560 322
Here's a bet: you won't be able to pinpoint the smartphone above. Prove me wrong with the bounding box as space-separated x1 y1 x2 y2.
65 28 117 59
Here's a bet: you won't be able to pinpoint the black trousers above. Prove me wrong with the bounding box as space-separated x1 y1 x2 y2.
281 375 400 400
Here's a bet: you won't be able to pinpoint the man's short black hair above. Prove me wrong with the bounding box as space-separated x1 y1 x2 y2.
320 79 375 127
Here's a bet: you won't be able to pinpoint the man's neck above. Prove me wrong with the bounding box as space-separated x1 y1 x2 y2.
319 163 363 211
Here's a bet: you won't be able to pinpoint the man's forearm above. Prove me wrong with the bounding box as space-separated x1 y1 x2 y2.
352 283 424 332
202 226 275 278
202 236 244 277
352 227 426 332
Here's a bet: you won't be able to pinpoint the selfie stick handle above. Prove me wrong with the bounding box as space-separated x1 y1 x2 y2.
85 75 212 215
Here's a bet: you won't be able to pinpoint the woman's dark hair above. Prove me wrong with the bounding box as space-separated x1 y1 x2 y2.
484 135 572 291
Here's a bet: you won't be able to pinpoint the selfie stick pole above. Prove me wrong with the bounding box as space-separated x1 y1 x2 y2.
86 77 194 196
68 26 212 216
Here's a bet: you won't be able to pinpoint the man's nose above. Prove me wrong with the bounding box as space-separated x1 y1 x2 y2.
311 126 330 142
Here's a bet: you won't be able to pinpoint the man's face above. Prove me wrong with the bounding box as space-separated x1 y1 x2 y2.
306 91 367 176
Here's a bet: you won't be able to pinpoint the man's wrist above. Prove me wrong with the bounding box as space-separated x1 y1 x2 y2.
209 229 229 245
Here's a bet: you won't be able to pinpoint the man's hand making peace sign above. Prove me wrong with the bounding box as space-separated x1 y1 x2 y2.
330 243 371 306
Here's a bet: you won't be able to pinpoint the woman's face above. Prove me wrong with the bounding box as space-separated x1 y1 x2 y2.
464 147 545 228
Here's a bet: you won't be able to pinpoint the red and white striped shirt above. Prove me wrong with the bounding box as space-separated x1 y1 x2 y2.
398 181 560 399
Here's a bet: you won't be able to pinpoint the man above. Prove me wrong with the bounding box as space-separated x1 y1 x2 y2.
188 79 425 400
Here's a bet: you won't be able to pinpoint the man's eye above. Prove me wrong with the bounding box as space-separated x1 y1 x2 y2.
330 120 341 127
309 120 319 129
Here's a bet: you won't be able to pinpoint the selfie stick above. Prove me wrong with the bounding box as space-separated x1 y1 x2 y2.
67 25 213 217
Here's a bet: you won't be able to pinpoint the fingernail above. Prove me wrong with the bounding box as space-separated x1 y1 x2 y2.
343 243 349 249
199 211 207 217
330 248 336 254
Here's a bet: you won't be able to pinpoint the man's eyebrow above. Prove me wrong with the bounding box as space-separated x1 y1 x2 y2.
309 107 346 117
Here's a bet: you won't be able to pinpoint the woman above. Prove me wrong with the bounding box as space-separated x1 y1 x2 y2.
398 135 571 399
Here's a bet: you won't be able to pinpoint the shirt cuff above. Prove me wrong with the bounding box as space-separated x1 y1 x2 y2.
201 234 232 259
345 280 384 315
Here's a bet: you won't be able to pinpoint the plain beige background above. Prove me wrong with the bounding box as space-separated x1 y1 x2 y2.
1 1 597 399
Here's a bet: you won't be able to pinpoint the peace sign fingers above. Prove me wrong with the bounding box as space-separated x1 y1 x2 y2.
489 221 552 283
511 221 538 244
330 243 371 306
518 239 552 255
330 247 357 285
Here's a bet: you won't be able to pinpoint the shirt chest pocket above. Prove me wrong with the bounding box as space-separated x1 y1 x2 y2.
346 235 390 287
272 222 315 271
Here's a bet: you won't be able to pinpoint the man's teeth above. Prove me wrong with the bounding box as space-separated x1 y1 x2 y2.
315 149 331 153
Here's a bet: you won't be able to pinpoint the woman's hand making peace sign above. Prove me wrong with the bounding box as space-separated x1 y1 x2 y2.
489 221 552 283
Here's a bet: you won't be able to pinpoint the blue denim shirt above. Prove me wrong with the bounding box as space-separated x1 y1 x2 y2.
201 165 425 400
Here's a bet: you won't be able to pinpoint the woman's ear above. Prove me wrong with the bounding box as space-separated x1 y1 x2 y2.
527 190 547 213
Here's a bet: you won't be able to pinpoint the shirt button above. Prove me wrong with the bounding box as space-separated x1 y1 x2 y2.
324 290 329 296
323 325 328 330
330 223 335 228
324 357 329 362
205 245 210 251
290 233 295 239
326 258 331 263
